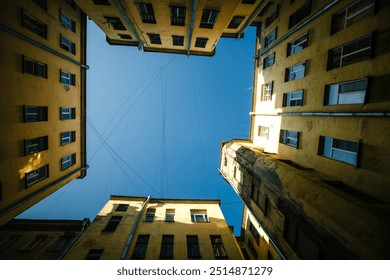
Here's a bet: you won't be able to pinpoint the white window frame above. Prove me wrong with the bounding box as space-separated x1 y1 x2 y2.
60 70 75 85
60 35 75 54
60 11 75 32
261 82 273 101
60 107 75 120
165 209 175 222
264 28 277 47
320 136 359 166
61 154 76 170
325 78 368 105
258 126 269 139
61 131 75 145
333 0 375 33
191 210 208 223
287 32 308 56
280 130 299 148
284 90 303 107
286 61 306 81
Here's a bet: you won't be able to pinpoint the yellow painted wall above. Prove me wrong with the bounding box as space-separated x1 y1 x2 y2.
65 196 243 260
0 0 87 225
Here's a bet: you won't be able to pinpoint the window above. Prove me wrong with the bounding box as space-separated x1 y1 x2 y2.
60 35 76 54
287 32 308 56
327 34 372 70
24 136 48 156
25 165 48 187
132 235 149 259
191 210 208 222
325 78 368 105
280 130 299 148
33 0 47 11
22 56 47 78
265 5 279 27
61 153 76 170
285 62 306 81
86 249 104 260
210 235 227 258
319 136 359 166
264 29 277 48
187 235 200 258
136 3 156 24
144 208 155 222
251 186 268 215
60 11 76 32
261 82 273 101
60 107 76 120
64 0 76 10
61 131 76 145
331 0 375 34
147 33 161 44
19 235 47 251
172 35 184 46
170 6 186 26
200 10 219 29
242 0 256 4
283 218 319 259
289 1 311 29
105 17 126 30
0 235 21 251
116 204 129 211
103 216 122 232
47 233 74 252
249 222 260 244
195 38 208 48
283 90 303 107
21 10 47 39
23 105 48 122
119 34 132 40
93 0 110 5
258 126 269 139
165 209 175 222
228 16 244 29
160 235 174 259
263 53 275 69
247 239 258 259
60 70 75 85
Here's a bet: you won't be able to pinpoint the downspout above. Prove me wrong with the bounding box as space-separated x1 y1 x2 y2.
0 166 89 220
58 217 91 260
187 0 198 57
277 111 390 117
0 24 89 69
218 168 286 260
256 0 340 58
113 0 144 50
120 196 151 260
237 0 270 39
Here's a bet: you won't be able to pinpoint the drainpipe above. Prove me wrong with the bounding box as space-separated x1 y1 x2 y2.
277 111 390 117
120 196 151 260
0 166 89 221
218 168 286 260
256 0 340 58
0 24 89 69
187 0 198 57
237 0 270 39
58 217 91 260
113 0 144 50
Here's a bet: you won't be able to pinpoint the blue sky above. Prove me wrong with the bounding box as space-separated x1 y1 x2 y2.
19 21 255 236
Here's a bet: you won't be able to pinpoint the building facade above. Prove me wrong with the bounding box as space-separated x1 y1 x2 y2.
74 0 268 56
64 195 243 260
220 0 390 259
0 217 90 260
0 0 88 225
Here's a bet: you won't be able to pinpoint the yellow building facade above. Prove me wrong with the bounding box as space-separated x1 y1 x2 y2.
220 0 390 259
0 217 90 260
74 0 266 56
0 0 88 225
65 195 243 260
